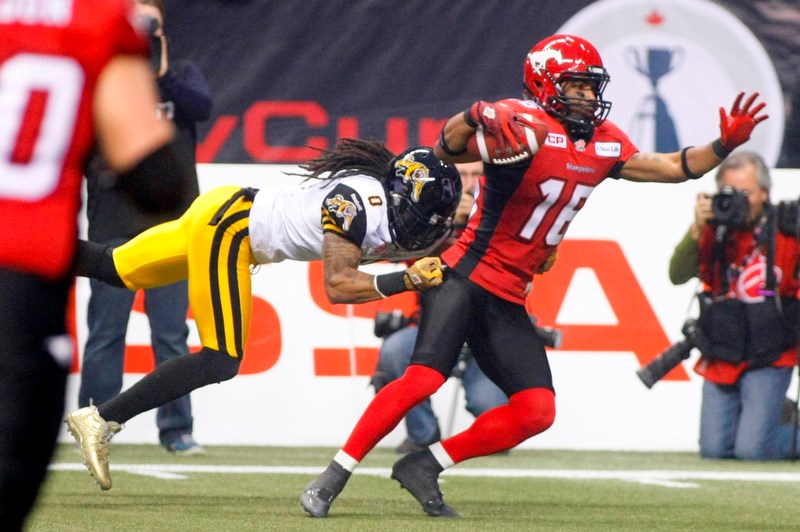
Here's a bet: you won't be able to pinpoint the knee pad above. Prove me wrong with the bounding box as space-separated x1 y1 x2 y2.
509 388 556 435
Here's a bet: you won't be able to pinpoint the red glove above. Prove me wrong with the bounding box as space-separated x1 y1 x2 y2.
718 92 768 152
467 100 538 154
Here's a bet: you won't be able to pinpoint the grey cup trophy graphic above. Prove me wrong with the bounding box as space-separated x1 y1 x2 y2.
627 47 683 152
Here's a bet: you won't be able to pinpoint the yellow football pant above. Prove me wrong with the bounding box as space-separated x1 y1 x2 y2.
112 186 256 360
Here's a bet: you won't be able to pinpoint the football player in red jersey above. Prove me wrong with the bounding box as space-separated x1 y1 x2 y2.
0 1 192 528
301 34 769 518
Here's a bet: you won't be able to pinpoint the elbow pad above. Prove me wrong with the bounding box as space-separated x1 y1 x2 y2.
117 140 193 214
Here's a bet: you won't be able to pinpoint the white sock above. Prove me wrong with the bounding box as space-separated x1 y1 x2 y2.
333 449 359 472
429 442 454 469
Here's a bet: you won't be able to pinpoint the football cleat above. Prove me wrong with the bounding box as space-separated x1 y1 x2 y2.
391 449 461 518
161 433 206 456
65 405 122 490
299 461 351 518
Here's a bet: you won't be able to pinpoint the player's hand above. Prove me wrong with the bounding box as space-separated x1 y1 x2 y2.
695 192 713 226
535 250 558 274
404 257 443 291
468 100 538 154
692 192 713 239
718 92 768 151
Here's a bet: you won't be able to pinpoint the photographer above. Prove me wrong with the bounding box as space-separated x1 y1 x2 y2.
79 0 212 455
669 151 800 460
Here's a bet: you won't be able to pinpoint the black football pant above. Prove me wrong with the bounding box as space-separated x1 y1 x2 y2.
0 269 71 531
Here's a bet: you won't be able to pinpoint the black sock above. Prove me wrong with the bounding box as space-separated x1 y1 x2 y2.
99 348 239 423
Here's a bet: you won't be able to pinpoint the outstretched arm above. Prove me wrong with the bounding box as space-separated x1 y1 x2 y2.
322 233 443 304
619 92 768 183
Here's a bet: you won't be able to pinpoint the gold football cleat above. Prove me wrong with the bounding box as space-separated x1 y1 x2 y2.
66 405 122 490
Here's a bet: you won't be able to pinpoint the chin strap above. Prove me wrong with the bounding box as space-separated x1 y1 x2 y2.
565 119 594 143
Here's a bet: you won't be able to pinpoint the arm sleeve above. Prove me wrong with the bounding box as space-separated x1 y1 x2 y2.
157 61 213 122
668 229 700 285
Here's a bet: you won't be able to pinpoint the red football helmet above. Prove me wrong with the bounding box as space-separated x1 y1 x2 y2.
523 34 611 133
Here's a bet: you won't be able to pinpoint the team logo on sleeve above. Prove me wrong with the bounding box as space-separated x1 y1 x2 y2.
325 194 359 231
394 156 434 202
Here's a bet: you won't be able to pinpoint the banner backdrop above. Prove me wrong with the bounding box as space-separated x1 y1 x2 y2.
61 167 800 451
57 0 800 451
163 0 800 167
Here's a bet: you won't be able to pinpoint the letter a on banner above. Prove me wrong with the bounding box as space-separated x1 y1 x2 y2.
527 239 689 382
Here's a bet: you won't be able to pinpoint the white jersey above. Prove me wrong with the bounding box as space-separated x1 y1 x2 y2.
248 174 440 264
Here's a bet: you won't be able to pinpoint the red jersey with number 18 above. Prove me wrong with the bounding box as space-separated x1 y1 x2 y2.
0 0 147 279
442 98 639 304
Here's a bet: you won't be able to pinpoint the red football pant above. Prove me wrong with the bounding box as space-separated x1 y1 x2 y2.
341 364 556 465
442 387 556 463
342 364 446 461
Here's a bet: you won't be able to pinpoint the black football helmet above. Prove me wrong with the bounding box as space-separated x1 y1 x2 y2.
385 147 461 251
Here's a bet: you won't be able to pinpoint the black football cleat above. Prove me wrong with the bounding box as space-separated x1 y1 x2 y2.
300 461 350 518
391 449 461 518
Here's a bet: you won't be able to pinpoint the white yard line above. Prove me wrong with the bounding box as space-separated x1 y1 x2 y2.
50 463 800 488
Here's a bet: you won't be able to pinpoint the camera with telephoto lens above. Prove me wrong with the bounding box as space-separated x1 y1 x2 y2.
710 186 750 230
530 316 563 349
373 310 411 339
636 318 710 389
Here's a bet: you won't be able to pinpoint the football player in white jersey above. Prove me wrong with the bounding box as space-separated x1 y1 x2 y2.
65 138 461 491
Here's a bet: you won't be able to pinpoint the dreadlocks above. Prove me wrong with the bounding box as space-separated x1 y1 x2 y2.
294 138 396 185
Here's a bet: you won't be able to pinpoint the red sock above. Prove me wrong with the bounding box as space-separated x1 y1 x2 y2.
441 387 555 464
342 364 445 461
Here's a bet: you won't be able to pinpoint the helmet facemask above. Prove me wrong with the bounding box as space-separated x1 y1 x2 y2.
387 193 453 251
552 69 611 135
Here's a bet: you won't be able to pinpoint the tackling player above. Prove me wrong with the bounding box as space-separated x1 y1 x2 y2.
65 139 461 491
0 1 192 528
301 34 768 518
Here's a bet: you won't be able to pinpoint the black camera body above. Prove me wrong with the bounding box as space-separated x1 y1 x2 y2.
373 310 411 339
778 199 800 238
710 186 750 230
636 318 710 389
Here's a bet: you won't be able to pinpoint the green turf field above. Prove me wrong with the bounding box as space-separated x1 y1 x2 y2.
27 444 800 531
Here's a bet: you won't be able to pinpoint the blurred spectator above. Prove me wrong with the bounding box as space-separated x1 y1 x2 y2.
0 0 191 527
78 0 212 455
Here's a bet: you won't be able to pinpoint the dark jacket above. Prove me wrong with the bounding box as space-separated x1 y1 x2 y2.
86 59 212 242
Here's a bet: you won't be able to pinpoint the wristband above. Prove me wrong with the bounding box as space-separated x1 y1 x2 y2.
680 146 701 180
463 107 478 129
374 271 408 298
711 138 732 159
438 128 466 156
